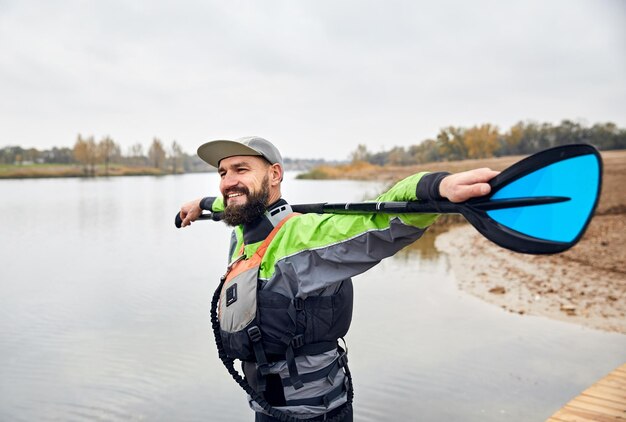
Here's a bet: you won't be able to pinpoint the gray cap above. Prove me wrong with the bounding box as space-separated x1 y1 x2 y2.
197 136 283 168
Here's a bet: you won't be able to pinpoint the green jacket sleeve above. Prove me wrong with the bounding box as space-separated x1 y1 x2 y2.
200 196 225 212
258 172 440 294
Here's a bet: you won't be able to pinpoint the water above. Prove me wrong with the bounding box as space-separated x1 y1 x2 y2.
0 173 624 421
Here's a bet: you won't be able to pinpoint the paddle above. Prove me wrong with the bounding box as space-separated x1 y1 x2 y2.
175 144 603 254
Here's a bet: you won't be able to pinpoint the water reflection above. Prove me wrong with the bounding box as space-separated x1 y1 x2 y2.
396 226 444 261
396 217 467 262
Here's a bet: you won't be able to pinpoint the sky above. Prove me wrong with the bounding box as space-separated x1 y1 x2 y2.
0 0 624 161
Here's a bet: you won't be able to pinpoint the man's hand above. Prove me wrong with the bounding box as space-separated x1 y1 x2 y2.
439 168 500 203
179 198 203 228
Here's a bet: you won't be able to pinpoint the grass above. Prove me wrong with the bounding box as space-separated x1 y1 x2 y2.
0 163 172 179
296 161 383 180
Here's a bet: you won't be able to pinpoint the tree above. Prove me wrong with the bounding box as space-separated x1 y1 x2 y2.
148 137 166 170
436 127 467 161
128 143 145 166
73 135 89 175
0 146 24 164
350 144 370 163
169 140 184 174
23 148 40 164
97 136 120 176
387 146 410 165
499 122 525 156
589 122 626 150
464 124 499 159
73 134 98 176
45 147 74 164
408 139 440 163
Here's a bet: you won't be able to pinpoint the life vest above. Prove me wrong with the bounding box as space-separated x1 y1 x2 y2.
217 213 354 404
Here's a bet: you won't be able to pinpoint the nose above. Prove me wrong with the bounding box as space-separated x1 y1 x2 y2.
220 171 240 192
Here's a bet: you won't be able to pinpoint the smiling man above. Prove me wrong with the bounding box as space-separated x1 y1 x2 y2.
179 136 497 421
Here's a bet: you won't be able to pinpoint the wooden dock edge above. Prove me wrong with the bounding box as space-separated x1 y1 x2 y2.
546 363 626 422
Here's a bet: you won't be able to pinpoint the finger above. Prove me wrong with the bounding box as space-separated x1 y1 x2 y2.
473 182 492 197
449 182 492 202
179 211 187 227
458 168 499 184
182 209 200 227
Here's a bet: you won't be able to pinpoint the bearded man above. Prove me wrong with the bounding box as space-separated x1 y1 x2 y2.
179 136 497 421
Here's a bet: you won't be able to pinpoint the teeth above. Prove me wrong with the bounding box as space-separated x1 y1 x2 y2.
228 193 243 198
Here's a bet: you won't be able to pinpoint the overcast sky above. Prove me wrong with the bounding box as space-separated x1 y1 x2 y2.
0 0 624 160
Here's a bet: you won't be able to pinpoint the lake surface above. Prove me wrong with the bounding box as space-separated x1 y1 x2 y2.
1 173 624 421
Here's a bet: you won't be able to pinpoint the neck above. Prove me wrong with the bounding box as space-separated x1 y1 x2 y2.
242 198 292 245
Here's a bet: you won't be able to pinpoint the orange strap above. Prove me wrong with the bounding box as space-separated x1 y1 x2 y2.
254 213 299 259
225 213 299 282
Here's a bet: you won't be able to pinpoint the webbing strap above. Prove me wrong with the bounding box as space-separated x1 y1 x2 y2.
285 344 303 390
248 326 270 392
280 351 346 387
285 382 346 408
294 341 338 357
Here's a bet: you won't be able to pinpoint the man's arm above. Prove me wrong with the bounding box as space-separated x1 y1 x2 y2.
178 168 499 227
179 198 202 228
260 168 500 294
179 197 222 227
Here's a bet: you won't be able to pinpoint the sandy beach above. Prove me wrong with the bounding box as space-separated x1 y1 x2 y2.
436 214 626 334
434 150 626 334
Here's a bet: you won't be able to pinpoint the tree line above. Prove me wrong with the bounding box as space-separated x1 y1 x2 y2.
0 135 209 176
3 120 625 174
351 120 626 166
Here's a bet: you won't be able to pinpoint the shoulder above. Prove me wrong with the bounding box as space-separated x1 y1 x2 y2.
271 211 388 252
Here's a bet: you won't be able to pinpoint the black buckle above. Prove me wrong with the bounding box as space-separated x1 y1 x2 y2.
293 298 304 311
247 326 262 343
291 334 304 348
258 363 270 376
323 394 331 408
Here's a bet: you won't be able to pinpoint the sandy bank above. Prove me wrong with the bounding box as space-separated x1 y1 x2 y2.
435 215 626 334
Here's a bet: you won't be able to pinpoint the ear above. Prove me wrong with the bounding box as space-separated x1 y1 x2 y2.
269 163 283 185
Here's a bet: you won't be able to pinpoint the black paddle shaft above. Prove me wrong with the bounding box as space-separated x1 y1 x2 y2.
173 196 570 228
173 200 463 228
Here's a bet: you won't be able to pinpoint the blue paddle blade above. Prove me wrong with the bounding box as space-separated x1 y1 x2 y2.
462 144 603 254
487 154 599 242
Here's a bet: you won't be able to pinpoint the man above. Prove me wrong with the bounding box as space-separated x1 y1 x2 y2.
179 136 498 421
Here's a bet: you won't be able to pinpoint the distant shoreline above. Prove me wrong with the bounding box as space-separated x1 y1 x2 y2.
297 150 625 183
0 164 214 179
0 164 317 180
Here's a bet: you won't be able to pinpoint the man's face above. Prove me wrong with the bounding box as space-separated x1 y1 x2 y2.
218 155 271 207
218 155 272 226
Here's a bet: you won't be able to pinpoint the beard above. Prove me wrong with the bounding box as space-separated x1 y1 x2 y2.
222 176 270 227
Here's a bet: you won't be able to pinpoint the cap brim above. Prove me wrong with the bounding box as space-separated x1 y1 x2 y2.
197 140 263 168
